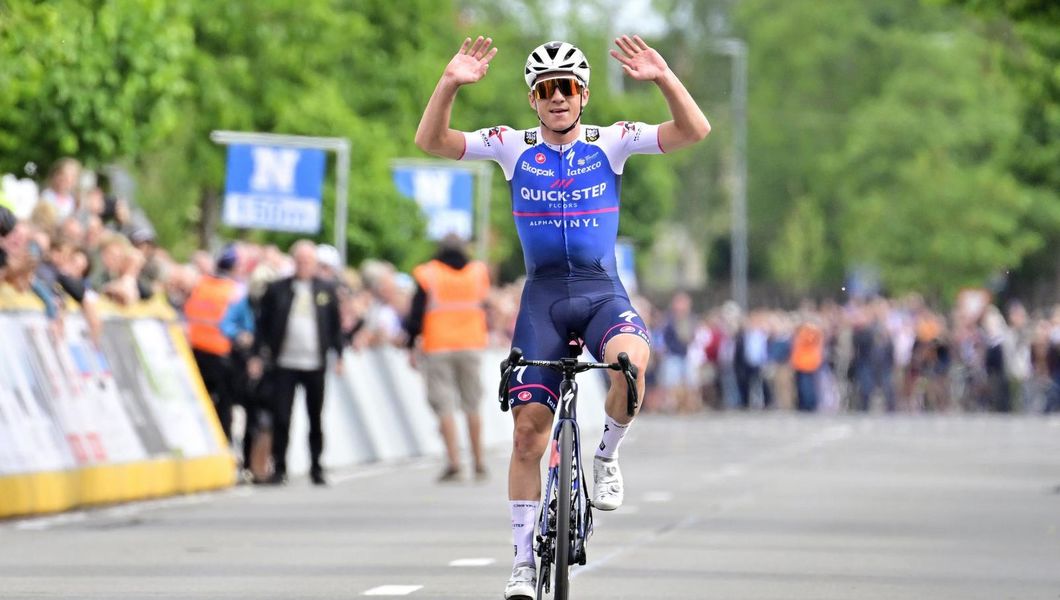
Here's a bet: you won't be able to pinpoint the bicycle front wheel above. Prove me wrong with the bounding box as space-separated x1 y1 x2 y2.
554 419 574 599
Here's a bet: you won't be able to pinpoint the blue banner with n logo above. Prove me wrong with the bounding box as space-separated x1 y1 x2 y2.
392 166 474 241
222 145 326 233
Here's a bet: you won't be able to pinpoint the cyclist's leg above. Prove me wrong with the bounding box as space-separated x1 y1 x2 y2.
602 333 651 422
506 282 566 572
585 292 651 427
509 403 554 500
584 293 651 511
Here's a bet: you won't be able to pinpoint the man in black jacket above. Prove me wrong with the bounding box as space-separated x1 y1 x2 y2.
249 240 344 485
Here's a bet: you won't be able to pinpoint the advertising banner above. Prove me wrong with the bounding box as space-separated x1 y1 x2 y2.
222 144 326 233
392 165 475 241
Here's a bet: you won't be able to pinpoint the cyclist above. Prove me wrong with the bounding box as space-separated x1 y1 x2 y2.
415 34 710 598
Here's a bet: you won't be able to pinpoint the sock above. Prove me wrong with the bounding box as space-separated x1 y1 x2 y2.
596 415 631 460
510 500 538 567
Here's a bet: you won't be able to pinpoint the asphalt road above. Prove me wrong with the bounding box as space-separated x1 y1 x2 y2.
3 413 1059 599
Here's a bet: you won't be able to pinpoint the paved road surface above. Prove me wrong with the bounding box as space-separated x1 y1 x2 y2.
3 414 1059 599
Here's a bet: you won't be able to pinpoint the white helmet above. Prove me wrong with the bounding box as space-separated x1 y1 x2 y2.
524 41 590 88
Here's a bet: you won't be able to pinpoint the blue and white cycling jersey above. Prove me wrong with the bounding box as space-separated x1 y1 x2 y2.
460 123 662 412
461 122 662 281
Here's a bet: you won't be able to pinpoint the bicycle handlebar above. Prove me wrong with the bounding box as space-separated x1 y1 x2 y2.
498 347 640 416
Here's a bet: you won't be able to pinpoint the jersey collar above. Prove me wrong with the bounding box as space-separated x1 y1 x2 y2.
538 125 581 153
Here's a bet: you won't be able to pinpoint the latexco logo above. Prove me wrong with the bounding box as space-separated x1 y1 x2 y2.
521 162 555 177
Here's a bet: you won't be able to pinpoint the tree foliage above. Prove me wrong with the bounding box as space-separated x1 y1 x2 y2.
0 0 685 280
3 0 1054 298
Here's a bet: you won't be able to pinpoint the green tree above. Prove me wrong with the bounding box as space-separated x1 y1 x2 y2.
831 30 1046 300
0 0 193 173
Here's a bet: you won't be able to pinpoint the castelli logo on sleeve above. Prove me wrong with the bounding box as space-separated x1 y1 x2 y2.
621 325 636 333
535 152 546 164
518 391 533 401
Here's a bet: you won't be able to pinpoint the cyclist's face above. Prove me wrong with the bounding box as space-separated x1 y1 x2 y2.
530 77 589 131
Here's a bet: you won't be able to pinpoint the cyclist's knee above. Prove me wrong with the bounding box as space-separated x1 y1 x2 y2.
604 336 650 374
511 408 551 461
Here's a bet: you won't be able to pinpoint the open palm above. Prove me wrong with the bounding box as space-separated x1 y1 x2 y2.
444 36 498 86
610 35 669 82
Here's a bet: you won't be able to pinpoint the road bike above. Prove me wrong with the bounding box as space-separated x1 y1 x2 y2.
499 337 639 599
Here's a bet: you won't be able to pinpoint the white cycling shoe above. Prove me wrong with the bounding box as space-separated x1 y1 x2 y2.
593 456 624 511
504 563 537 600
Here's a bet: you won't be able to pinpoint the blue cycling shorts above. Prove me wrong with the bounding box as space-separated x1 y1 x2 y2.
507 277 651 412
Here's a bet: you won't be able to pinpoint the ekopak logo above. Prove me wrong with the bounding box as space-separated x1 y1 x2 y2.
535 152 546 164
520 162 555 177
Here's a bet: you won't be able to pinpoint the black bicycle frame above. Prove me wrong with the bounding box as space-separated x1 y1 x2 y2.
497 341 639 597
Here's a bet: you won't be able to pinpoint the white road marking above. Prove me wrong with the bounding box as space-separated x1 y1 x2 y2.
573 424 857 579
449 558 495 567
332 462 431 485
643 491 673 503
363 585 423 595
15 512 87 531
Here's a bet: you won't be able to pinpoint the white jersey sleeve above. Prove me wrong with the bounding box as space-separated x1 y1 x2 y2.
590 121 663 174
460 125 527 181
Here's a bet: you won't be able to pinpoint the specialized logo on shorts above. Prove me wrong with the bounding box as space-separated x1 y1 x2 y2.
585 127 599 142
535 152 546 164
517 391 533 401
525 130 537 145
520 162 555 177
488 126 508 144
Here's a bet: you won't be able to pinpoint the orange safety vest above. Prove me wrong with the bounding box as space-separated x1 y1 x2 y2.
184 275 238 356
791 323 824 373
412 259 489 353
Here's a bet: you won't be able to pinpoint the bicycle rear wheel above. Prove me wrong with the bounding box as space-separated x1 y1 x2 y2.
554 419 574 599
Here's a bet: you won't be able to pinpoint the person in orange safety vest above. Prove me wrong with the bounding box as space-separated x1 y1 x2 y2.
184 244 251 441
405 235 491 482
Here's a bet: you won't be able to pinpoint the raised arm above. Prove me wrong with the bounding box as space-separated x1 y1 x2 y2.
415 36 499 159
610 35 711 153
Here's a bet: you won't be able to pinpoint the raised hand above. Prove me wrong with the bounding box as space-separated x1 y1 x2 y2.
444 36 499 86
610 35 670 82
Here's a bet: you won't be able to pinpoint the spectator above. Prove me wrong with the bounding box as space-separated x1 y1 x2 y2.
658 291 696 412
39 158 81 220
735 310 772 409
355 259 406 348
0 205 17 277
405 235 491 482
791 316 824 412
183 244 247 441
249 240 344 486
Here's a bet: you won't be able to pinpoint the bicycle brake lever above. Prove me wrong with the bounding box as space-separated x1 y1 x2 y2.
616 352 639 417
498 347 524 412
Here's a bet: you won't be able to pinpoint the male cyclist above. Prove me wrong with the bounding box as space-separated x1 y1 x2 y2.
415 34 710 598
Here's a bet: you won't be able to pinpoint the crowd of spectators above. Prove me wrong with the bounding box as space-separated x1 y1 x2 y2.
639 293 1060 415
3 158 1059 422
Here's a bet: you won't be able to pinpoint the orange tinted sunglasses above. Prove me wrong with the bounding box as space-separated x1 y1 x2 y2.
533 78 584 100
